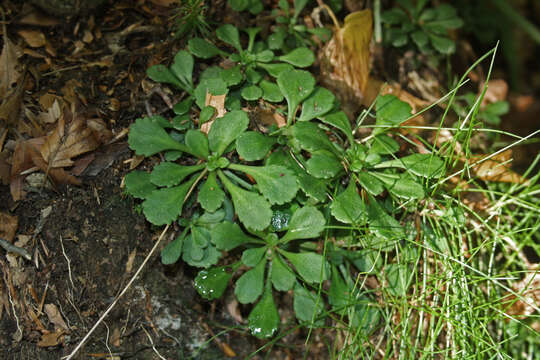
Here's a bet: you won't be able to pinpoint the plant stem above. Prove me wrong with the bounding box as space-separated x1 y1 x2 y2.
490 0 540 44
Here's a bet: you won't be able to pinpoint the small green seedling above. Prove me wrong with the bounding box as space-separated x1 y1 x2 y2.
381 0 463 55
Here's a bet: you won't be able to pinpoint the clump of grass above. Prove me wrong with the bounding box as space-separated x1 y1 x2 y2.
172 0 210 39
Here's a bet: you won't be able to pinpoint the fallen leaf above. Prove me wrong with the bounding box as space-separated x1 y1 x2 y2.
0 27 22 98
0 212 18 242
481 79 508 107
37 330 64 347
18 11 60 27
201 92 227 134
321 9 372 102
125 248 137 273
17 29 47 48
471 150 528 184
0 74 26 128
0 150 10 184
44 303 69 331
40 107 100 168
10 138 43 201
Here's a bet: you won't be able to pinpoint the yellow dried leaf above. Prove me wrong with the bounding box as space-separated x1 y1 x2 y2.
471 150 528 184
321 9 372 100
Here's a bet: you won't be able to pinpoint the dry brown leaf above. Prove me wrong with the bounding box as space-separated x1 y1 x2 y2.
40 108 100 168
18 11 60 27
201 92 227 134
10 138 44 201
0 74 26 128
321 9 372 101
471 150 528 184
506 269 540 324
125 248 137 273
37 330 65 347
0 28 22 98
0 150 10 184
17 29 47 48
481 79 508 107
44 303 69 331
0 212 18 242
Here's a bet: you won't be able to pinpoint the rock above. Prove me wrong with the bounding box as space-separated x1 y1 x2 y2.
29 0 107 16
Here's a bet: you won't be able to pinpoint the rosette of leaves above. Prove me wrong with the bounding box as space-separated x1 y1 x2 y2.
268 0 332 53
287 94 445 243
227 0 263 15
125 110 299 231
194 205 329 338
381 0 463 55
188 24 316 103
160 206 234 268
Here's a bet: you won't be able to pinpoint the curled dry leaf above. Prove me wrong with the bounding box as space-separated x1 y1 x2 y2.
0 28 23 98
320 9 372 103
471 150 528 184
44 303 69 331
17 29 47 48
0 212 18 242
480 79 508 107
201 92 227 134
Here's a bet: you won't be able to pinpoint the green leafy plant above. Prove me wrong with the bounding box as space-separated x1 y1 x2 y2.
126 36 448 341
195 205 329 337
455 92 510 126
381 0 463 55
188 24 316 104
227 0 264 15
268 0 332 52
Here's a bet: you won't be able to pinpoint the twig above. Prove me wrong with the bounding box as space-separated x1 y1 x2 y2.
59 236 75 290
141 325 167 360
64 225 170 360
0 238 32 261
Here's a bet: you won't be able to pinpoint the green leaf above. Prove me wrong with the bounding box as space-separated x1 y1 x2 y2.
292 121 336 154
142 176 197 225
212 221 257 251
374 153 445 178
255 49 274 63
199 106 216 125
370 135 399 155
217 24 242 52
188 37 223 59
410 30 428 48
147 65 182 88
281 250 328 283
356 171 384 196
306 150 342 179
218 172 272 231
161 231 185 265
248 287 280 339
385 263 410 297
245 67 263 84
429 34 455 54
278 47 315 68
258 62 294 78
346 248 382 273
277 69 316 123
170 50 194 91
124 171 156 199
241 85 263 100
198 172 225 212
330 181 366 224
299 87 336 122
297 171 328 202
375 95 412 135
128 117 188 156
150 162 205 187
242 247 267 267
366 195 405 241
271 254 296 291
185 130 209 159
229 164 299 205
194 266 233 300
381 8 408 24
329 266 350 312
182 234 221 268
220 65 243 86
208 110 249 156
228 0 249 11
259 80 284 102
236 131 275 161
281 206 326 242
194 78 228 109
235 257 266 304
374 172 425 199
320 111 353 141
293 283 324 324
173 98 193 115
